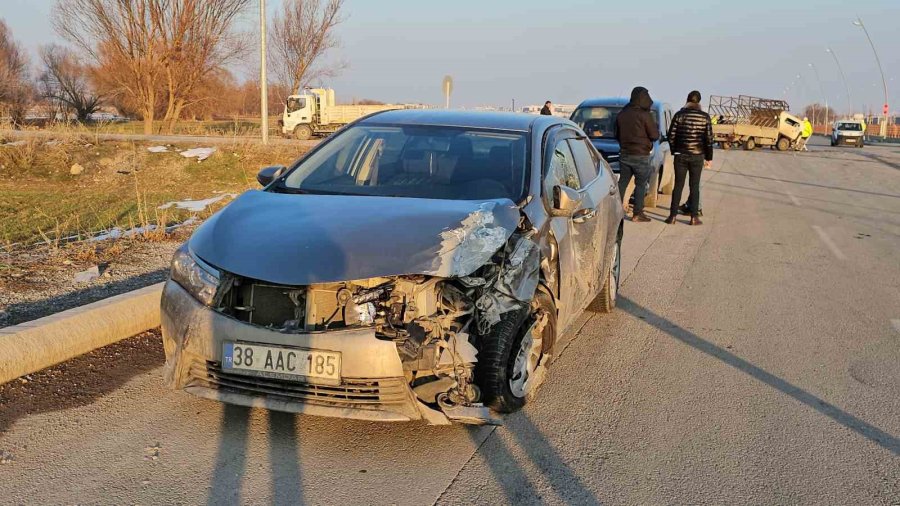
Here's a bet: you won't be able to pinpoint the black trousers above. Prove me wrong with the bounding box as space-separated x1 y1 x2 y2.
670 154 704 217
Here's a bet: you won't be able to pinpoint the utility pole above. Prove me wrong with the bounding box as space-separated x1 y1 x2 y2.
808 63 829 127
854 16 889 138
259 0 269 145
826 47 853 117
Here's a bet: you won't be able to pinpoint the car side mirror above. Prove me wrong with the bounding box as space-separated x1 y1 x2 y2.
257 165 287 186
551 185 582 217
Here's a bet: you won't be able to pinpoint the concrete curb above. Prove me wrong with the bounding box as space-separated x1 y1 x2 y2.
0 282 164 385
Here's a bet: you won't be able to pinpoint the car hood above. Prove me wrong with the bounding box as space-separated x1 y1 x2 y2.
189 190 520 285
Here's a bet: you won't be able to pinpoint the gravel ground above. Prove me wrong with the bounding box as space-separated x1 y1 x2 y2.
0 235 186 328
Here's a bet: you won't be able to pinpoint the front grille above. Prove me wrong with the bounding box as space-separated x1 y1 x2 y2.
189 361 410 407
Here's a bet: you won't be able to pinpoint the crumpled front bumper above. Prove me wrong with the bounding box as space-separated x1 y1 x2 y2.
160 280 447 423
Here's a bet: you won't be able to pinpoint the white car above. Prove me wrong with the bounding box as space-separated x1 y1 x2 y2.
831 120 865 148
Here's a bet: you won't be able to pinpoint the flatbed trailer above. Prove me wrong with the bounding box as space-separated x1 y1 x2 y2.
709 95 803 151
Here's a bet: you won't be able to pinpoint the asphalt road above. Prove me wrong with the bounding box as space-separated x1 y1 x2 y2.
1 137 899 504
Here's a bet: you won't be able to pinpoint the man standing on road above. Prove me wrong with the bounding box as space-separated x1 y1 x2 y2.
798 116 813 151
665 90 712 226
540 101 553 115
615 86 659 222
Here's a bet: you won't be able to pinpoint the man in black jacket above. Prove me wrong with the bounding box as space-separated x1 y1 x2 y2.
540 101 553 115
615 86 659 222
665 90 712 226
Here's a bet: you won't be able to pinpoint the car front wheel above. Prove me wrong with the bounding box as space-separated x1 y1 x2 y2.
475 290 556 413
592 234 621 313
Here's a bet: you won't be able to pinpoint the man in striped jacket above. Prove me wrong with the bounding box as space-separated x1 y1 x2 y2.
665 90 713 226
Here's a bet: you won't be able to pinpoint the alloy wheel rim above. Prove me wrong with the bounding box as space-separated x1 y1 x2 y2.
509 314 546 398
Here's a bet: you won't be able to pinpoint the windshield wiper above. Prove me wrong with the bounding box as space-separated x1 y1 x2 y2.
271 183 366 197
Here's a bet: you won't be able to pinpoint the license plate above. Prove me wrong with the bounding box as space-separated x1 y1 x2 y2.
223 342 341 383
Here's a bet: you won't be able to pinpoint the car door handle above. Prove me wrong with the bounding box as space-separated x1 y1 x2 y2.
573 208 597 223
608 185 617 195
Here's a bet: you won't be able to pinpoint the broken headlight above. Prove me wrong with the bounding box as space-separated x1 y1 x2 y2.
170 243 220 306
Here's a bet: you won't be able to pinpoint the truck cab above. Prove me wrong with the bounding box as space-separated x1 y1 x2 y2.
281 89 325 140
281 88 400 141
570 97 675 206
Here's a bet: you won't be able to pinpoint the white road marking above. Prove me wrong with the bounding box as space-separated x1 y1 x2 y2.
812 225 847 260
892 319 900 334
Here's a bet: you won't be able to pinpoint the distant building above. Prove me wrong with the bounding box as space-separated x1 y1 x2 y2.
522 104 576 118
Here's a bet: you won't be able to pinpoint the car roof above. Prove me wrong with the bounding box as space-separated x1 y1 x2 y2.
359 109 565 132
575 97 667 109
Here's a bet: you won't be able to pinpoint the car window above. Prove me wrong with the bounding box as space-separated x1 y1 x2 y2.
544 139 580 203
567 138 599 185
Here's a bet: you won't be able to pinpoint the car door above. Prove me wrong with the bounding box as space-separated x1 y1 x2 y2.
566 136 609 298
543 129 605 328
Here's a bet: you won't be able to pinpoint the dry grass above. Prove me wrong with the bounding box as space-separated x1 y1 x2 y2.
0 134 308 247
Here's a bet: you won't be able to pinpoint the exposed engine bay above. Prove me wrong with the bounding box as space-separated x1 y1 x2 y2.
207 233 543 424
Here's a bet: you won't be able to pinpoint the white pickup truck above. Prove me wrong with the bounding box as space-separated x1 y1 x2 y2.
280 88 400 140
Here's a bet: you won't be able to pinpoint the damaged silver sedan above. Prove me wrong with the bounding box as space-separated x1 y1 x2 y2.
161 110 624 424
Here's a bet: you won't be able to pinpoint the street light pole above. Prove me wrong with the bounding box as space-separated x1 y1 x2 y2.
826 47 853 117
259 0 269 145
853 17 889 138
808 62 829 127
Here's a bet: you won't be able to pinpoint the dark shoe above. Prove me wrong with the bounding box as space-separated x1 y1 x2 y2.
664 214 677 224
632 212 651 223
690 216 703 226
678 204 691 215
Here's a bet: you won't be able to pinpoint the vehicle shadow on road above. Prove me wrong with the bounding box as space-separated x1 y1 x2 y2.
617 296 900 457
465 413 600 504
207 407 305 506
207 404 252 506
267 411 304 505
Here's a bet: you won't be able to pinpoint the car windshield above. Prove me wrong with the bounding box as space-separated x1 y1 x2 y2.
570 106 623 139
279 124 528 201
838 122 862 131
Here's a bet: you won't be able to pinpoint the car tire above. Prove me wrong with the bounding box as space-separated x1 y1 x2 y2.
592 234 621 314
475 290 556 413
294 125 313 140
776 137 790 151
744 138 756 150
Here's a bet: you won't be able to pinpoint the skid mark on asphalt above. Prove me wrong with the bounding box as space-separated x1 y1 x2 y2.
812 225 847 260
619 297 900 458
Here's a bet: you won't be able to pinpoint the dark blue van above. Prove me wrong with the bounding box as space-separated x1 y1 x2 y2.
570 97 675 207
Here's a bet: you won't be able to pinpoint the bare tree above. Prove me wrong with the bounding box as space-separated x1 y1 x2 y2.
270 0 346 95
155 0 251 132
0 19 32 127
53 0 250 134
38 44 103 123
53 1 165 134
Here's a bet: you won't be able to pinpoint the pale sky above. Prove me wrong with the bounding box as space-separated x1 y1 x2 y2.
4 0 899 113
